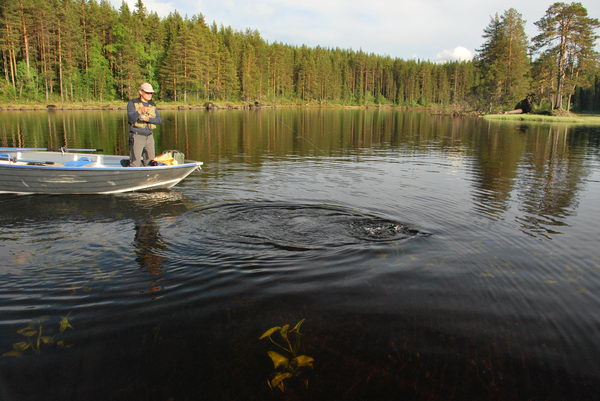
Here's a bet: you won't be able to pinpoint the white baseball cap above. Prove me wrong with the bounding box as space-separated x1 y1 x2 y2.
139 82 155 93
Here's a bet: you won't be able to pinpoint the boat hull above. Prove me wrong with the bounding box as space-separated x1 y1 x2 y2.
0 157 201 194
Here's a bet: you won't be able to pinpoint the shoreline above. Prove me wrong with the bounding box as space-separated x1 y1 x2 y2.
0 101 249 111
0 101 474 114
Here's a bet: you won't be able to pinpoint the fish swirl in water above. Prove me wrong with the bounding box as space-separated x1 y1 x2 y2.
161 201 429 265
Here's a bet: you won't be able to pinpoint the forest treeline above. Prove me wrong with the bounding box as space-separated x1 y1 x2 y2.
1 0 599 112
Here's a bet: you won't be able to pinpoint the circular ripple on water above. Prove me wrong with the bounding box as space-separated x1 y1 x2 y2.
161 201 429 266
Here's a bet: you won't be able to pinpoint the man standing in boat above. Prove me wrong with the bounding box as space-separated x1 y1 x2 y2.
127 82 162 167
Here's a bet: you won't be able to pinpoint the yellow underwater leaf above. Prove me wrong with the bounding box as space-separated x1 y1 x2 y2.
270 372 293 391
2 351 22 358
59 316 73 333
40 336 54 345
259 326 280 340
13 342 30 351
267 351 289 369
293 355 314 368
291 319 305 334
17 326 38 337
279 324 290 340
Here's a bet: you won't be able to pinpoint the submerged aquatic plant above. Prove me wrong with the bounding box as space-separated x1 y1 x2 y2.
2 314 74 357
259 319 314 391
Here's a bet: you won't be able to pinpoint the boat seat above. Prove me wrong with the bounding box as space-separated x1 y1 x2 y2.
64 157 93 167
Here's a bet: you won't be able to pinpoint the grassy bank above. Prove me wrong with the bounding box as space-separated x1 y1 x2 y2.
483 113 600 125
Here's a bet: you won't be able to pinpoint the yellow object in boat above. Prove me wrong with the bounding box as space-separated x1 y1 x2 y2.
153 153 175 165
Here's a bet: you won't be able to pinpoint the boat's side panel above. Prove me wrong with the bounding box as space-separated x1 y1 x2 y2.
0 164 199 194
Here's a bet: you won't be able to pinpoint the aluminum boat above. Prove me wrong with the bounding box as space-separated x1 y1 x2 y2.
0 148 202 194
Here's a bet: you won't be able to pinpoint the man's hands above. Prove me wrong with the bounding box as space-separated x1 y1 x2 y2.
139 106 150 121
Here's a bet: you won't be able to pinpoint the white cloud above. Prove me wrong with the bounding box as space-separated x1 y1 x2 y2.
145 0 177 16
435 47 474 63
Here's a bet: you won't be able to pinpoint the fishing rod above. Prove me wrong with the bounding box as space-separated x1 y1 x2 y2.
0 147 103 153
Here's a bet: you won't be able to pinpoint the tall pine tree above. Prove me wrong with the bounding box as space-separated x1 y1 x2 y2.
531 2 600 110
476 8 530 111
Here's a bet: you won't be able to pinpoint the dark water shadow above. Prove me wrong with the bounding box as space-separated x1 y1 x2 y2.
0 191 192 224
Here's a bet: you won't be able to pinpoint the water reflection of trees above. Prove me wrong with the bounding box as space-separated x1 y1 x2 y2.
159 109 487 163
469 123 591 236
0 111 128 154
467 123 526 219
514 125 587 237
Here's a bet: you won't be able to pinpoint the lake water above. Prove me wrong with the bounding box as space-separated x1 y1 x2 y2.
1 109 599 401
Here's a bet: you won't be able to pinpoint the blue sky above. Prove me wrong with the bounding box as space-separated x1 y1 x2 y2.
113 0 600 62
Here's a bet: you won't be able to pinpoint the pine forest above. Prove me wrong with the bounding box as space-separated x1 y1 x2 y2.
1 0 599 112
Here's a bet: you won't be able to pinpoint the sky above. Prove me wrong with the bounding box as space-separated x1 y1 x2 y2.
112 0 600 62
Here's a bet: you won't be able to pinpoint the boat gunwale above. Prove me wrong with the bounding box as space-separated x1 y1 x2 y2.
0 161 203 172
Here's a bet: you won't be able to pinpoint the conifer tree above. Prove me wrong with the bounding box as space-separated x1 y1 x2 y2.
240 39 259 100
476 8 530 110
212 40 239 100
191 15 212 100
532 2 600 110
158 11 183 100
57 0 82 101
173 22 198 102
87 37 114 100
0 0 22 94
572 66 599 111
530 52 557 110
113 2 143 98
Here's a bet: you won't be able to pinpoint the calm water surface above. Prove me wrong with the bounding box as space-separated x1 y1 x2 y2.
1 109 600 401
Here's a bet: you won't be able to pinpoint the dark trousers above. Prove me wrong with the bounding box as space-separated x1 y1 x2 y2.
129 133 155 167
